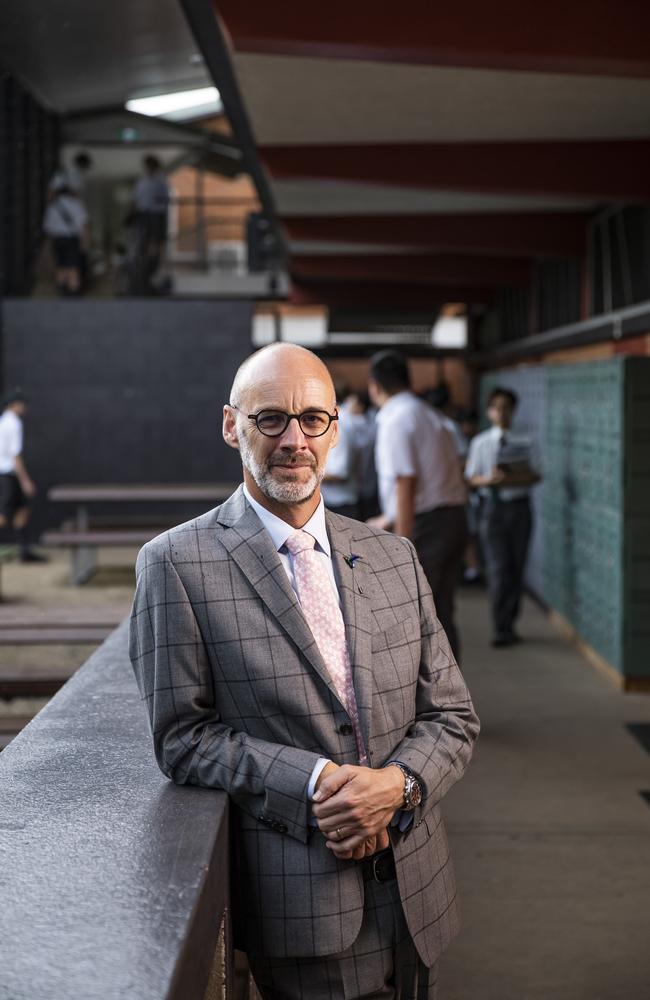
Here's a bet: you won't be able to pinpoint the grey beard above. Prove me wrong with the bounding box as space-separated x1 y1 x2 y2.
238 431 323 504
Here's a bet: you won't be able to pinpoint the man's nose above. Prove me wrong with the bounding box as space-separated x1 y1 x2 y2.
278 416 308 448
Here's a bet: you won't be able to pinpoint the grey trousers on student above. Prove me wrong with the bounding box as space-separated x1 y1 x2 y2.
411 504 467 660
479 496 532 640
248 876 438 1000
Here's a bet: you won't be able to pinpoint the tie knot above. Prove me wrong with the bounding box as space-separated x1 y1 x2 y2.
285 530 316 556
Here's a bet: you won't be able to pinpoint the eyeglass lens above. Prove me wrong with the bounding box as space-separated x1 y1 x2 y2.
255 410 333 437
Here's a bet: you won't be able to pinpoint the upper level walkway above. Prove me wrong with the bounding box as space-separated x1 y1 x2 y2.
1 551 649 999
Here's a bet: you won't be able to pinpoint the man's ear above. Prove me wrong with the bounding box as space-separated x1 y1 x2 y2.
329 414 340 449
222 405 240 451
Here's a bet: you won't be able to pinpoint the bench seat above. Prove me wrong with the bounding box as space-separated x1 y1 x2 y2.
41 528 160 584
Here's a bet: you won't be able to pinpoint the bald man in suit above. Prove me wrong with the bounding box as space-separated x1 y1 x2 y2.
130 344 479 999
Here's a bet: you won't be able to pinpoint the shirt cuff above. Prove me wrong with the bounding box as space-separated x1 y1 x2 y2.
308 757 332 800
390 809 414 832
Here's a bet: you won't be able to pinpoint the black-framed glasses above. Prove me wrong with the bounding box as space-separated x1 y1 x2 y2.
230 405 338 438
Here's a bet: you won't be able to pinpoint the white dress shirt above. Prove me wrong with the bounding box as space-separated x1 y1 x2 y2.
242 484 341 605
464 425 541 501
321 410 360 509
0 410 23 474
242 485 335 796
441 414 469 459
42 195 88 237
375 392 466 522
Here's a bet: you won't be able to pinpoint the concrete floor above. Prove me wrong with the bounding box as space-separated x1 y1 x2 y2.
439 589 650 1000
0 548 135 719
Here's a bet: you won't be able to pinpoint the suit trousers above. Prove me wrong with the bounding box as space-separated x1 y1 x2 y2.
248 875 438 1000
411 505 467 660
479 495 532 639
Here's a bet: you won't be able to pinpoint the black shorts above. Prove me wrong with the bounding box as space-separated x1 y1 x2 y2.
0 473 28 520
51 235 81 268
136 212 167 245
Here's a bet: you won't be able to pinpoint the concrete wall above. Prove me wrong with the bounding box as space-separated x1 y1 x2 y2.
2 298 252 525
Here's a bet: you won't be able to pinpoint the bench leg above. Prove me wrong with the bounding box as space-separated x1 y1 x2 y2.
72 545 97 585
76 505 89 532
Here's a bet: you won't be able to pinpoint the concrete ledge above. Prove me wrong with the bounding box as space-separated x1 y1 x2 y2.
0 621 230 1000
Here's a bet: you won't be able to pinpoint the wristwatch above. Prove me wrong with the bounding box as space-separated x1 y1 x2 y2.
391 762 422 811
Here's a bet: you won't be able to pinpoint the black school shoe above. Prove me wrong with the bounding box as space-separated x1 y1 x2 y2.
20 550 49 563
491 631 523 648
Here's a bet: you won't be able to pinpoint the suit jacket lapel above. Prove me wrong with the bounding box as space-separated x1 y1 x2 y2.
328 514 373 754
216 489 343 704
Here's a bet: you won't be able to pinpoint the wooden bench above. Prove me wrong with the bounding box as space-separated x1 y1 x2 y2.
60 514 174 532
0 626 113 644
45 481 238 584
0 661 78 698
0 607 129 628
41 529 160 584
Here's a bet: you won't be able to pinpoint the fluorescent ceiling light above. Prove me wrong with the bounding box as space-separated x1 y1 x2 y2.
126 87 222 121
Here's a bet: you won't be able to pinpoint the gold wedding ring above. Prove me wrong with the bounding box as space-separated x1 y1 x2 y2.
336 827 343 839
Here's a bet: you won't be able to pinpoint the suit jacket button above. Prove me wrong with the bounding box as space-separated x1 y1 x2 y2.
278 824 288 834
339 723 353 735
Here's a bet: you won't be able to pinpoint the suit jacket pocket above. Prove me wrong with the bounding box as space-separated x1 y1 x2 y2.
371 616 414 652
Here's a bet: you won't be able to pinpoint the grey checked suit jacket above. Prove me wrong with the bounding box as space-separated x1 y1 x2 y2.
129 486 479 966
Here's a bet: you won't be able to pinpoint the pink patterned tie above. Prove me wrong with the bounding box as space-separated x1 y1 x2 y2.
285 530 367 765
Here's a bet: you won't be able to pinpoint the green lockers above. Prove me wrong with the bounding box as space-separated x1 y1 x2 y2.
480 356 650 684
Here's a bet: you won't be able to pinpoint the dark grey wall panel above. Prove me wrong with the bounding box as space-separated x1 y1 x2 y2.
3 299 252 525
1 71 60 296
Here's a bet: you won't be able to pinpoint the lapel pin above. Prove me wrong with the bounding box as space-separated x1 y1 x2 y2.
344 553 362 569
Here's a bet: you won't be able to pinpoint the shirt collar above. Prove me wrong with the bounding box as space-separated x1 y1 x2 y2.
376 390 413 423
242 483 331 557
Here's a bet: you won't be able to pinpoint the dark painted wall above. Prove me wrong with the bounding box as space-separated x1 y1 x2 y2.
3 299 252 527
1 70 60 296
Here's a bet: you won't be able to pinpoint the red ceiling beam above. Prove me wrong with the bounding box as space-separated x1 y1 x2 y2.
284 212 588 258
290 280 495 309
291 253 531 288
260 140 650 201
215 2 650 79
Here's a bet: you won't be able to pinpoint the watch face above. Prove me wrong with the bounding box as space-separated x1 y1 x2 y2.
410 781 422 808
